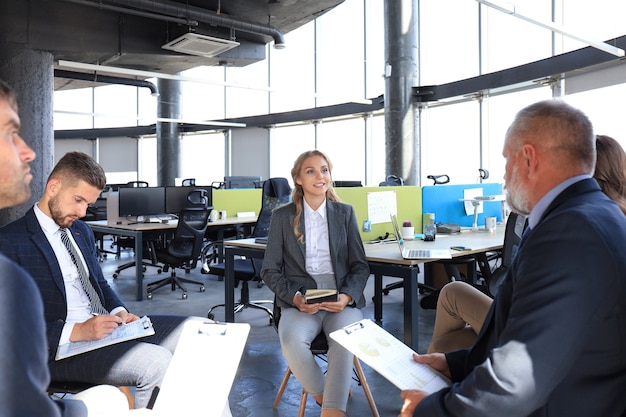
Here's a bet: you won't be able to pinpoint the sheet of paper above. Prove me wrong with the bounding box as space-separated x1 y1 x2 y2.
56 315 155 360
367 190 397 224
330 319 450 393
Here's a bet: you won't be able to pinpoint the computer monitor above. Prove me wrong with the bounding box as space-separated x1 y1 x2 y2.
165 186 213 214
118 187 166 217
333 180 363 187
223 176 262 189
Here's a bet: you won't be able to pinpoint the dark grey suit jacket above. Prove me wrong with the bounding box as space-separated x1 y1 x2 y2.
0 253 87 416
260 200 369 309
0 207 126 363
416 178 626 416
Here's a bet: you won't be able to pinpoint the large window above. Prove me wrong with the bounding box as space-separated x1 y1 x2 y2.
53 0 626 190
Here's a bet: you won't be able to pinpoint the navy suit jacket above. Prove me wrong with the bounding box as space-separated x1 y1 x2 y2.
0 207 126 363
0 254 87 416
261 200 369 309
416 178 626 416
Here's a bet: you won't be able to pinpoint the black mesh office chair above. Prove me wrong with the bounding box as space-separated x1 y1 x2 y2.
271 303 380 417
474 211 527 297
381 173 451 300
206 177 291 323
146 207 211 300
378 174 404 186
421 212 526 308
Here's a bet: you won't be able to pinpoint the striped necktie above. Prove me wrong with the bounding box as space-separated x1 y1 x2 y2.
59 228 108 315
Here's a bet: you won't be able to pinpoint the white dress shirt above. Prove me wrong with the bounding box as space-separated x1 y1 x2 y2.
303 198 334 275
34 204 123 344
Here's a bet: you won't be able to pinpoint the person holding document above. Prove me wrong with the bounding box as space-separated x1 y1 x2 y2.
0 151 223 412
261 150 369 417
399 100 626 416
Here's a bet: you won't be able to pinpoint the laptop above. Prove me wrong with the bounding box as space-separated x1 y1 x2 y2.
390 214 452 259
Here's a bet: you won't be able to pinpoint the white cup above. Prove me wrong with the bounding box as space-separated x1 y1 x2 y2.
209 210 219 222
220 210 227 220
401 226 415 240
485 216 497 232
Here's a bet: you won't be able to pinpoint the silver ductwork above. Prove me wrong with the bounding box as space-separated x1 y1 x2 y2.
61 0 286 48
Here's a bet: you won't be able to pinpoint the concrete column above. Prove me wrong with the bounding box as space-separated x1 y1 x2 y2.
156 78 182 187
384 0 419 185
0 46 54 226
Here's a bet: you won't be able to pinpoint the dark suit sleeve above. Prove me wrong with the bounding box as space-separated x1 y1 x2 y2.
0 255 87 417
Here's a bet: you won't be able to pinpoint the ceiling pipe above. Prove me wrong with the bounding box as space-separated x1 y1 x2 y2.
62 0 286 49
54 69 160 96
60 0 199 27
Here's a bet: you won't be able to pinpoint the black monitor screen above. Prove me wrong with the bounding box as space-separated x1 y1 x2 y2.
333 180 363 187
118 187 165 217
224 176 262 189
165 186 213 214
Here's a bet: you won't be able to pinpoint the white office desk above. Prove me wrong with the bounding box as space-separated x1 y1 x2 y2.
87 216 257 300
153 321 250 416
221 227 504 351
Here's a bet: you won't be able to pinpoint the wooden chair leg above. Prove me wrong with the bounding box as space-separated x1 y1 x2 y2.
119 386 134 409
273 367 292 408
353 357 380 417
298 387 308 417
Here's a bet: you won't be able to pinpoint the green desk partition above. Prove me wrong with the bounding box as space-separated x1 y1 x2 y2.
212 189 262 216
212 186 423 242
335 186 422 241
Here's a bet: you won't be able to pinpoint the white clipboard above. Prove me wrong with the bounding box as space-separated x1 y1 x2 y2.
330 319 450 393
56 316 155 360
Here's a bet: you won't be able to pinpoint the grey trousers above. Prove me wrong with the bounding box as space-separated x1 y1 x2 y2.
278 306 363 411
49 315 206 409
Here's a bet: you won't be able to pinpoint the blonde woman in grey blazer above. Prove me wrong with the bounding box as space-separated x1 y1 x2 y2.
261 150 369 417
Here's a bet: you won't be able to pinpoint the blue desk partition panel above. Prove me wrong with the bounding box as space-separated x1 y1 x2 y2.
422 183 503 228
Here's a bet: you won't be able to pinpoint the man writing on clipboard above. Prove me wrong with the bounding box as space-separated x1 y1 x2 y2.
0 151 227 414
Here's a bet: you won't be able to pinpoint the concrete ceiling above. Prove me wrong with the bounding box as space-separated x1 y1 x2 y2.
1 0 345 90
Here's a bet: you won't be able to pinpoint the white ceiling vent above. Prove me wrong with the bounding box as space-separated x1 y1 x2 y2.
162 33 240 57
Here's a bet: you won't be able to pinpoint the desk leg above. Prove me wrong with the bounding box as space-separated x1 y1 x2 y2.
224 248 235 322
135 232 144 301
374 273 383 324
403 268 420 351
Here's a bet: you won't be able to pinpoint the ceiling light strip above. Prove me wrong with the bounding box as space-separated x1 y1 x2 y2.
476 0 625 58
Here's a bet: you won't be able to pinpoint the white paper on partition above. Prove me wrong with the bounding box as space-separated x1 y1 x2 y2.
330 319 450 393
367 190 397 224
463 188 484 215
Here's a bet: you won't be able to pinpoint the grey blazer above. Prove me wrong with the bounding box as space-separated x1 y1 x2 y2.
260 200 369 309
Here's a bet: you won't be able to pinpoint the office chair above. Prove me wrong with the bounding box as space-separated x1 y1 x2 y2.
271 304 380 417
181 178 196 186
382 172 451 298
206 177 291 322
379 174 404 186
84 194 117 262
420 212 526 308
146 207 211 300
427 174 450 185
474 211 526 297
